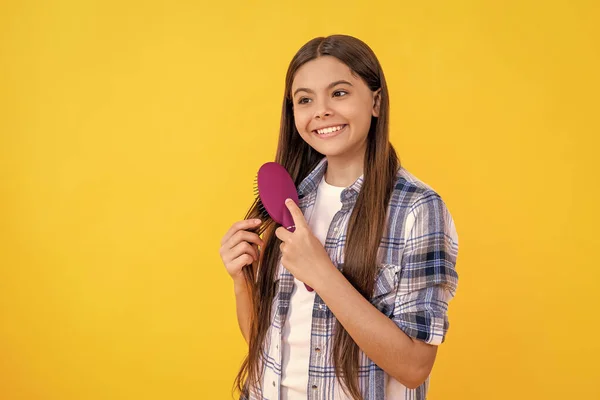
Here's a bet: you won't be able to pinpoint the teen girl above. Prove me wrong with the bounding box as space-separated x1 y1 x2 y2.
219 34 459 400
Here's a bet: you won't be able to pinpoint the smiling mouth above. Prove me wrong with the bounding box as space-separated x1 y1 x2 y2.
312 124 347 137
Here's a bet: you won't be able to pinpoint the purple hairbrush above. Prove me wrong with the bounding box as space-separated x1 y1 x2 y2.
254 162 314 292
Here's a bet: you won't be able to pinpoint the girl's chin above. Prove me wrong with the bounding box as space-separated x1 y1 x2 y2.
310 144 350 158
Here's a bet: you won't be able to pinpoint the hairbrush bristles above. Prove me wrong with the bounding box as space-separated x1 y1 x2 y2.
257 202 269 220
254 176 270 221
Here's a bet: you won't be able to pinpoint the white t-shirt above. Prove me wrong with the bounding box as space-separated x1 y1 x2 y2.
280 175 345 399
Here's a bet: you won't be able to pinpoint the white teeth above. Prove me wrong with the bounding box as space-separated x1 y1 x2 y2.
316 125 344 135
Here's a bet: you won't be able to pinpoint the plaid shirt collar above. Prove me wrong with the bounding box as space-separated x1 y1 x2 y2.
296 157 363 206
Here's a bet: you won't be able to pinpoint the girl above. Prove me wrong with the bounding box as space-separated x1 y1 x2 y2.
219 34 459 400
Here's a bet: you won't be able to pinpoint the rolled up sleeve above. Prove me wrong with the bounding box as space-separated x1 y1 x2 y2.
392 192 459 345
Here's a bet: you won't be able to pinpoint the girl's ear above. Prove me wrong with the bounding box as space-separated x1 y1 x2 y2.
372 88 382 117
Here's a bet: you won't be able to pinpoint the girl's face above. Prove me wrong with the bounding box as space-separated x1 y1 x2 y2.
291 56 381 159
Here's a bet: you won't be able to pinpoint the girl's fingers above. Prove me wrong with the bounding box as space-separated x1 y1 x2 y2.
221 219 261 246
219 220 265 280
224 241 259 264
224 230 264 252
228 253 255 271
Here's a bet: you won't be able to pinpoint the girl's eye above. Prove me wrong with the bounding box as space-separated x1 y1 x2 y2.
297 90 347 104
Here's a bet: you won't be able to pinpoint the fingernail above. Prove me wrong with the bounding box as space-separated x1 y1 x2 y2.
254 219 261 224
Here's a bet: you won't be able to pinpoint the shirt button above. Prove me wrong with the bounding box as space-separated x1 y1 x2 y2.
273 381 276 387
312 385 318 390
333 227 338 232
319 304 323 310
315 347 321 353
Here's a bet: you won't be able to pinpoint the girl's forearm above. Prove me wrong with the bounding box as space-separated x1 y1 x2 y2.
233 278 253 344
313 264 436 389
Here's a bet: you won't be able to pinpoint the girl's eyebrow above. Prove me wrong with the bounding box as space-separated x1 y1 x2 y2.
293 80 353 97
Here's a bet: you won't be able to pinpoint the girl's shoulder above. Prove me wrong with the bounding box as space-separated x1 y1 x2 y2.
392 166 443 208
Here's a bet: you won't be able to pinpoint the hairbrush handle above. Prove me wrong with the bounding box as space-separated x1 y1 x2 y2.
285 224 314 292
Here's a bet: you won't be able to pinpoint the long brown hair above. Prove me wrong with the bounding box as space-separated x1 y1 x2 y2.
233 34 400 400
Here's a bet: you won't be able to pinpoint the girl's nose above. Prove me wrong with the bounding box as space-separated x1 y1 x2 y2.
315 104 333 119
314 97 333 119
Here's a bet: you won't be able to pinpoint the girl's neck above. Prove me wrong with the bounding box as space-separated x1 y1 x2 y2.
323 152 365 188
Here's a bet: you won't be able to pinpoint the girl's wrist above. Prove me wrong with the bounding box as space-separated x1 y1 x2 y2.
312 260 340 293
233 275 250 294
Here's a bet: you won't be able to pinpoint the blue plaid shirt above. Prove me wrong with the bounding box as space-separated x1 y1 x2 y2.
242 157 459 399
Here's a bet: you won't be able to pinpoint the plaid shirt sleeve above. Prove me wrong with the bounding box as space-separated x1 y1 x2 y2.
392 192 459 345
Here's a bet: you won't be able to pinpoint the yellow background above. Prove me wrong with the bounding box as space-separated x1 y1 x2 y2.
1 1 598 399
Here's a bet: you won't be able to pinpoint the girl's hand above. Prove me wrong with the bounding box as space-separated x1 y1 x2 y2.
219 219 264 284
275 199 337 290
